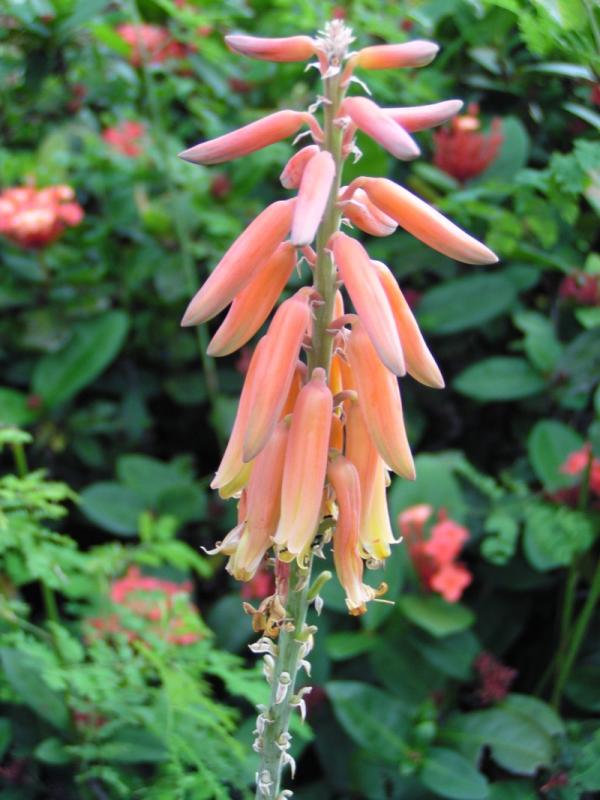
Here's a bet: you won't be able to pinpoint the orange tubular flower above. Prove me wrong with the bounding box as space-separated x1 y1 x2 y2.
331 232 405 376
207 242 297 357
354 40 439 70
345 403 395 559
225 34 317 62
385 99 463 131
327 454 378 615
341 187 398 237
274 368 332 560
291 150 336 246
342 97 420 161
353 177 498 265
243 291 312 462
179 110 312 165
280 145 320 189
181 199 294 325
371 260 444 388
347 320 415 480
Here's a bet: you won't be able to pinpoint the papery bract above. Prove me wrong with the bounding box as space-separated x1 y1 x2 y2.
274 368 332 559
207 242 297 356
181 199 294 325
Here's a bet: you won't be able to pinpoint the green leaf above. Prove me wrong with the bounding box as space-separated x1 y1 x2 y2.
523 503 595 571
33 311 129 408
35 736 73 765
418 275 517 334
564 103 600 132
454 358 545 401
326 681 409 760
527 420 584 491
565 665 600 712
524 63 595 80
499 694 564 737
488 782 536 800
117 454 189 507
399 595 474 637
513 311 563 373
416 629 480 680
94 727 168 763
388 453 465 523
0 649 69 731
0 719 12 760
421 747 489 799
443 708 554 775
80 482 146 536
0 388 38 426
476 116 529 182
326 632 377 661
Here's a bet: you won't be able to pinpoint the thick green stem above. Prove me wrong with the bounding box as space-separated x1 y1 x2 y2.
255 71 346 799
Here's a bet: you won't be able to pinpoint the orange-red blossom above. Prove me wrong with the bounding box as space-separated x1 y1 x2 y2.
179 23 497 615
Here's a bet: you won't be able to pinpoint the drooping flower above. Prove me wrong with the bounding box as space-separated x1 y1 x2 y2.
102 121 145 157
341 96 420 160
291 150 336 245
225 34 317 62
433 103 503 182
0 185 84 249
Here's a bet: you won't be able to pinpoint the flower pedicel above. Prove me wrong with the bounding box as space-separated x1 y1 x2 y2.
179 21 497 798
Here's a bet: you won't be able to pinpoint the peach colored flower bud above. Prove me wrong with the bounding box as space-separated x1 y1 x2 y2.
342 97 420 161
211 339 267 497
179 110 311 165
228 421 289 581
225 34 317 62
327 454 377 615
355 40 439 70
181 199 294 325
280 145 320 189
385 100 463 131
356 177 498 265
341 187 397 237
281 364 305 418
207 242 297 356
347 320 415 479
243 291 312 462
345 403 395 559
371 260 444 389
330 232 405 376
291 150 336 246
274 368 332 559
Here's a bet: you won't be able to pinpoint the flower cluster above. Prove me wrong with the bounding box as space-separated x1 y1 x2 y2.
180 23 496 619
116 23 190 67
0 185 84 249
102 120 146 157
433 102 503 182
559 271 600 306
399 505 472 602
473 651 517 706
88 566 201 646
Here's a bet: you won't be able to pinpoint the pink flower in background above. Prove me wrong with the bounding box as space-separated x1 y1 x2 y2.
433 103 503 182
473 651 517 705
116 23 189 66
399 506 472 603
0 185 84 249
240 564 275 600
102 121 145 157
560 443 600 497
559 271 600 306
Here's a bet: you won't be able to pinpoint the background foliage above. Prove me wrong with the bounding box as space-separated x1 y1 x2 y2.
0 0 599 798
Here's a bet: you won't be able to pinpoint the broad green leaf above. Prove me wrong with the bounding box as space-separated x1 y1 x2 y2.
1 649 69 731
527 419 583 491
454 358 545 401
416 629 480 680
399 595 474 637
33 311 129 408
476 116 529 182
524 63 595 80
93 727 168 763
489 782 536 800
500 694 564 737
421 747 489 800
80 482 146 536
35 737 73 765
418 275 517 334
523 503 595 570
326 632 377 661
0 719 11 760
513 311 563 373
0 388 38 426
326 681 409 760
443 708 554 774
117 454 190 506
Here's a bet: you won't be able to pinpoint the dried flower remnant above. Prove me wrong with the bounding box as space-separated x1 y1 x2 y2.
0 185 84 249
433 102 503 182
178 20 496 796
473 651 517 706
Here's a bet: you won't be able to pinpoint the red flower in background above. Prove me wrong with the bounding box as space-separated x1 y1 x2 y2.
398 505 472 603
88 566 201 646
116 23 190 66
102 121 146 157
473 651 517 705
433 103 503 182
559 271 600 306
561 444 600 497
0 185 84 249
240 563 275 600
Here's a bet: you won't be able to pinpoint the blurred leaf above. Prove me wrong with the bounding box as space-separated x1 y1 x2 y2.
0 388 38 426
454 358 545 401
565 665 600 712
117 454 190 507
488 782 536 799
527 419 583 491
93 727 168 763
80 482 146 536
416 629 480 680
575 307 600 329
0 649 69 731
421 747 488 800
476 116 530 182
388 454 465 523
35 737 72 765
418 274 517 334
499 694 564 737
564 103 600 132
325 632 377 661
523 63 595 80
523 503 595 570
0 719 12 760
33 311 129 408
326 681 409 760
399 595 474 638
513 311 563 373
